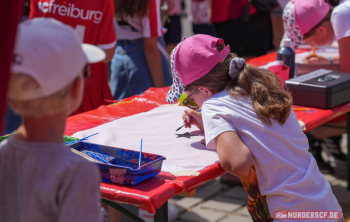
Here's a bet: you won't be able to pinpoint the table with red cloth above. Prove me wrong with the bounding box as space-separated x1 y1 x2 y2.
65 52 350 221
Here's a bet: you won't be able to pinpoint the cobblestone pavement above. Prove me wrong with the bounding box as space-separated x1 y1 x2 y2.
121 169 350 222
169 173 350 222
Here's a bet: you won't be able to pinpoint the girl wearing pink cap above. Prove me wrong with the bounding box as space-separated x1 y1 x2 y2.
282 0 350 73
166 34 343 222
282 0 349 173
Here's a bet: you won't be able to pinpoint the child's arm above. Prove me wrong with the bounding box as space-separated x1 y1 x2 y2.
303 54 339 65
295 63 341 75
214 131 253 177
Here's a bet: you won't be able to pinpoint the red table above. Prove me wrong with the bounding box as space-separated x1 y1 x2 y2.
65 52 350 221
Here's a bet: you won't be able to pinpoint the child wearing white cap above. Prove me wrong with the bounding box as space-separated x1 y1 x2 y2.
166 34 343 222
0 18 106 222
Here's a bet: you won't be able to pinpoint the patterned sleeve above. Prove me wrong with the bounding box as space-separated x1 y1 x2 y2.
141 0 166 38
96 0 117 49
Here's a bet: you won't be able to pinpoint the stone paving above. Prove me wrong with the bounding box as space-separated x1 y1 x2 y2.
169 174 350 222
121 170 350 222
118 126 350 222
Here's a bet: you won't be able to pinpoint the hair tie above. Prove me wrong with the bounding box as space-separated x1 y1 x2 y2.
228 58 246 79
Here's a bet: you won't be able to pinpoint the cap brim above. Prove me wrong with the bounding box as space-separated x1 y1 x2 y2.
82 43 106 63
166 82 184 104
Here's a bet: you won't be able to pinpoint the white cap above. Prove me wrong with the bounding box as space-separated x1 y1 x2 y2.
9 18 106 101
282 39 291 48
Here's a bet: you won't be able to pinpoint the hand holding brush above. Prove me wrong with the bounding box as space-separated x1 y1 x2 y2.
177 109 203 132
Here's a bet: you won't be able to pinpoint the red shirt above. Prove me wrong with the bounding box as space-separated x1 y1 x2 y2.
30 0 116 114
211 0 257 23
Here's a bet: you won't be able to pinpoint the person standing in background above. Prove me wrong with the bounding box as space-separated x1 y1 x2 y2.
163 0 183 54
190 0 216 36
211 0 275 58
30 0 117 115
111 0 172 100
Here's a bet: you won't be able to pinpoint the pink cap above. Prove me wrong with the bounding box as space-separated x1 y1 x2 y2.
175 35 230 85
166 34 230 103
294 0 331 35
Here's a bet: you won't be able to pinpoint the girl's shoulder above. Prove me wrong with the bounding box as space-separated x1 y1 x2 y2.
204 90 251 112
332 0 350 17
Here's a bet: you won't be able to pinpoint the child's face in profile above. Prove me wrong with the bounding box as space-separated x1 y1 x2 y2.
184 87 213 108
302 21 335 46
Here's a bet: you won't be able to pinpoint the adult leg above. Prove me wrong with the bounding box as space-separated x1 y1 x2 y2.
163 15 182 55
192 23 216 36
157 36 172 86
309 121 347 140
110 41 130 100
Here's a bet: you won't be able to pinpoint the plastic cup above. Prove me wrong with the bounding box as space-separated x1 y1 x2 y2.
268 65 290 88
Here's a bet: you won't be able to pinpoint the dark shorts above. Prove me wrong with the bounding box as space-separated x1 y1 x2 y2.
163 15 182 45
192 23 216 37
213 12 274 57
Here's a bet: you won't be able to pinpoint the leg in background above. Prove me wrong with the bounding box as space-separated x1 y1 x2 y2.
309 121 347 140
270 6 284 50
163 15 181 55
102 202 121 222
154 201 168 222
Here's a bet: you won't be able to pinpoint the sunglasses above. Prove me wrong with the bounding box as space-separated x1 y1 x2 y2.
181 90 200 110
83 64 91 79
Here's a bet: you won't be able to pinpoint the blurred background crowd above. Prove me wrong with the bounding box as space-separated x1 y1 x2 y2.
5 0 289 134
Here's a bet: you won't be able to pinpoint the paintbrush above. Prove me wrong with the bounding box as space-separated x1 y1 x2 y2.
70 148 104 163
176 109 201 131
312 46 316 57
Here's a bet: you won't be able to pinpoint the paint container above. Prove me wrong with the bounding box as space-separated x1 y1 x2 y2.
68 141 165 186
268 62 290 89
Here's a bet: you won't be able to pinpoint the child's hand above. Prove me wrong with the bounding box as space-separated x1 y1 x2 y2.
182 109 204 132
302 54 330 65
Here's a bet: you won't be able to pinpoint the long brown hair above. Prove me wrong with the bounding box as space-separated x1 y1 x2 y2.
185 44 293 125
114 0 150 20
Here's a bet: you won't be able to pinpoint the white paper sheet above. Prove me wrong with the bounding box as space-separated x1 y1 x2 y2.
73 106 220 173
258 47 339 70
295 47 339 64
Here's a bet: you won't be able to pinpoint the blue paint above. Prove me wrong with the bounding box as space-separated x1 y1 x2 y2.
64 132 99 145
85 151 111 164
68 141 165 186
139 139 143 168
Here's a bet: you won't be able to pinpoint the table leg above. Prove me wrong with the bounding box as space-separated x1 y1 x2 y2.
347 112 350 191
101 198 145 222
154 201 168 222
